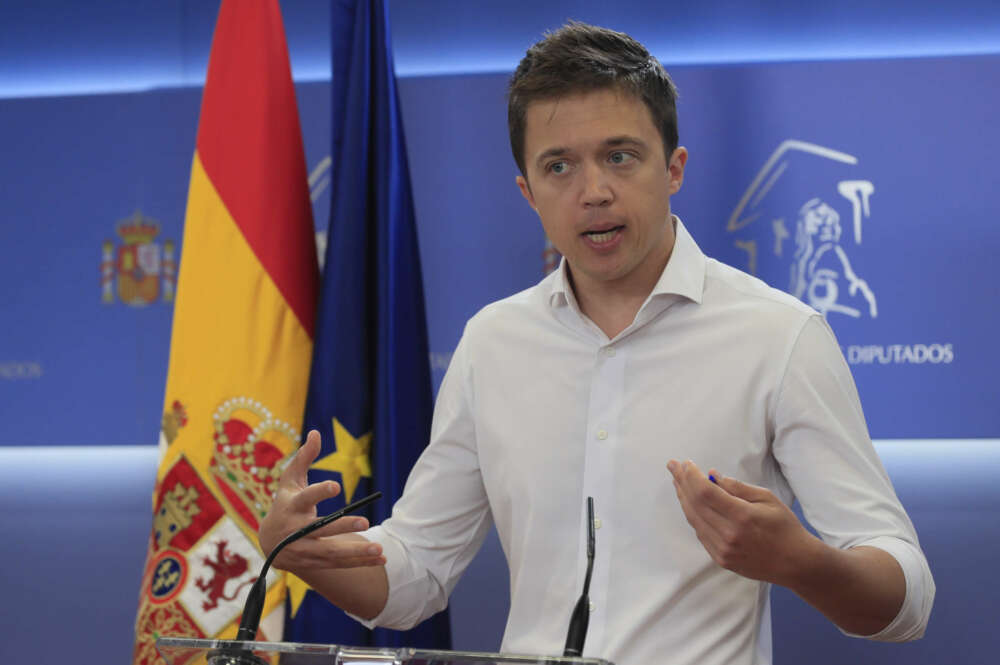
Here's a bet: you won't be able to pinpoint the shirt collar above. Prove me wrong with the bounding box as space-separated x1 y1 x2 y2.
547 215 706 310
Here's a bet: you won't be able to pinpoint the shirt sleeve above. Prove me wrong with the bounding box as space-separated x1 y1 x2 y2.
771 315 935 642
347 331 495 631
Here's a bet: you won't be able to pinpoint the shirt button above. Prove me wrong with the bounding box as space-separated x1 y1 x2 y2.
593 518 602 530
603 346 616 357
589 601 596 613
596 429 608 440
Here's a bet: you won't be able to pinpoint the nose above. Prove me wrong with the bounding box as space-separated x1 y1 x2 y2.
580 163 613 208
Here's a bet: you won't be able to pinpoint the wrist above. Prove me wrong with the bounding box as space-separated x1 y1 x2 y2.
779 531 832 593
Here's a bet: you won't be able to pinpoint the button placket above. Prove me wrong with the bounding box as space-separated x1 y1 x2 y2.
578 342 626 654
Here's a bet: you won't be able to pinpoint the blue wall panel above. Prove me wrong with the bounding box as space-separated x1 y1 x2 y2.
4 57 997 445
2 2 999 665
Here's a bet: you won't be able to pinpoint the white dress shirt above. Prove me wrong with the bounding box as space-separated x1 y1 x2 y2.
357 218 934 665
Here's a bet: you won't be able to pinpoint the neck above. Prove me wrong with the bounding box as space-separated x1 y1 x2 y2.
572 281 651 339
570 226 675 339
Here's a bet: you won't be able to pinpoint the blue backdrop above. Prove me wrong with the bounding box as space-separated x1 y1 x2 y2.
1 2 999 665
2 56 997 445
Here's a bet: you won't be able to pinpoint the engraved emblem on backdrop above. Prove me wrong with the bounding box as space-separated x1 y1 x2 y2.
101 210 177 305
728 140 877 319
726 139 953 368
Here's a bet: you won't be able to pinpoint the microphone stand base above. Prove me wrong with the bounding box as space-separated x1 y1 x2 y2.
206 648 270 665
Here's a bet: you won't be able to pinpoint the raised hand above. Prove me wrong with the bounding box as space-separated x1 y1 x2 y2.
666 459 820 587
258 429 386 572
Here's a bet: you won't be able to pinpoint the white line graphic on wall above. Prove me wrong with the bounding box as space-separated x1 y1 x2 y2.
727 140 878 320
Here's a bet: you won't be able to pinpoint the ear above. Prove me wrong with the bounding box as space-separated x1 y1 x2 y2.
516 175 537 212
667 147 688 196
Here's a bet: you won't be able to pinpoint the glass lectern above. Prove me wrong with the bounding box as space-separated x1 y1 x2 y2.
156 637 614 665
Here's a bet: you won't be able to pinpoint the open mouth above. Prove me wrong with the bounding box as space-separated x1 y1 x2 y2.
583 226 624 245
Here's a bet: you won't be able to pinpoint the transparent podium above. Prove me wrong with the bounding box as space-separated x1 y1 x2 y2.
155 637 614 665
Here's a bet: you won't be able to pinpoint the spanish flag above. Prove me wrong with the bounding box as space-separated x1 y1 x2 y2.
132 2 317 662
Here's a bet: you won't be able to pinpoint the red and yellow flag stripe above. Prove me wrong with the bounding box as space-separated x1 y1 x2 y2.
133 2 317 662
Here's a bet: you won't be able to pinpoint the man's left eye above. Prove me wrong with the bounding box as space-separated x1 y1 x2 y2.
609 151 635 165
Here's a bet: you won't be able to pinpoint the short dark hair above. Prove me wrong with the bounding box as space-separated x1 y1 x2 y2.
507 21 679 177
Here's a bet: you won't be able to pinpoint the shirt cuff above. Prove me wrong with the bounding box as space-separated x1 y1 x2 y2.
841 535 935 642
343 525 442 631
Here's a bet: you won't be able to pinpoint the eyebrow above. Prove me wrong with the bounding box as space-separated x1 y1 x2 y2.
533 135 649 168
605 135 647 149
534 146 570 167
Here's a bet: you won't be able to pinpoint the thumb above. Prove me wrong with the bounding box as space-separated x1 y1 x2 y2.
712 471 773 503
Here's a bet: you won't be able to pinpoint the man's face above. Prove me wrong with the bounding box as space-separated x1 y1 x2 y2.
516 88 686 295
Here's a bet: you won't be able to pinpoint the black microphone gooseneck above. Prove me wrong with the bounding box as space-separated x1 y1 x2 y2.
207 491 382 665
563 496 596 657
237 490 382 640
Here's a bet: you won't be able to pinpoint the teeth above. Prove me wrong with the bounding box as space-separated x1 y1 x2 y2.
587 229 617 244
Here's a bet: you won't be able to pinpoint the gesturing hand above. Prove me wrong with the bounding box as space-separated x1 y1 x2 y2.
258 430 386 573
666 460 821 587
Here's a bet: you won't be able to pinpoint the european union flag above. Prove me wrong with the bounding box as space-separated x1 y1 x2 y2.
284 0 452 650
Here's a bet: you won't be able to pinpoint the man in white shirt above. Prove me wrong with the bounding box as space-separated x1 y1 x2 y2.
260 22 933 665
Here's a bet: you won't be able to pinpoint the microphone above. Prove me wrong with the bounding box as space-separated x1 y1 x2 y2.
207 491 383 665
563 496 596 657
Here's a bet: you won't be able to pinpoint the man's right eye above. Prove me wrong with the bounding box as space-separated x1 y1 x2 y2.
549 161 568 174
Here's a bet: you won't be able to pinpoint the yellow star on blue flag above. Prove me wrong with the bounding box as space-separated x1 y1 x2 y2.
311 418 372 502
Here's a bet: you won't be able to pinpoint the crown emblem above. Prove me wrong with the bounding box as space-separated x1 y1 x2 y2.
116 211 161 245
209 397 299 531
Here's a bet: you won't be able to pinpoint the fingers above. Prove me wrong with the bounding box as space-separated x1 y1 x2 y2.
308 516 370 539
668 460 745 522
713 473 773 504
271 534 386 572
667 460 731 552
667 460 807 581
668 460 771 561
287 479 342 513
261 483 367 559
280 430 324 490
262 431 347 556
